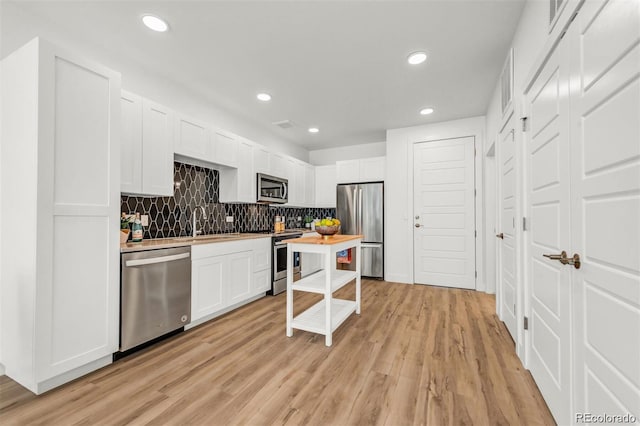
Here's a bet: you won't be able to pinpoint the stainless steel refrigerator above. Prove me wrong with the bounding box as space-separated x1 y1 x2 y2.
336 182 384 279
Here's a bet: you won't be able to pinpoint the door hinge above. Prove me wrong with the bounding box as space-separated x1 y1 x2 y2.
523 217 528 231
524 316 529 330
475 271 478 278
521 116 528 132
474 230 477 238
474 189 477 197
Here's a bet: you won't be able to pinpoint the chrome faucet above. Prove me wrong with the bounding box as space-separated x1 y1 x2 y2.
192 205 207 237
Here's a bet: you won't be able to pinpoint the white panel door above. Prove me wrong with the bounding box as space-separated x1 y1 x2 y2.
413 137 475 289
253 145 271 175
40 51 120 380
497 116 518 340
525 34 572 424
569 0 640 420
336 159 360 183
191 256 225 322
315 165 337 208
213 129 238 167
227 251 252 305
120 91 142 194
142 99 174 196
174 114 209 161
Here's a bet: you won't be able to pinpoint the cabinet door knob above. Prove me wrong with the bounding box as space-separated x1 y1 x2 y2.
415 223 421 228
496 233 504 239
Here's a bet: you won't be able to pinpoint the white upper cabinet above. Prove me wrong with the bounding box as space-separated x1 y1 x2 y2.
359 156 386 181
141 99 174 196
304 163 316 207
336 159 360 183
219 138 255 203
271 153 289 180
120 92 174 197
174 114 210 161
212 129 238 168
120 91 143 194
288 159 305 206
336 156 385 183
315 165 337 208
253 144 271 175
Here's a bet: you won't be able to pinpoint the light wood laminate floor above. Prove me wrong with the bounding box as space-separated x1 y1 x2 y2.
0 280 555 425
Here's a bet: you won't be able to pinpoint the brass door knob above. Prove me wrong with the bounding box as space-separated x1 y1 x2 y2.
496 233 504 239
543 251 581 269
415 223 421 228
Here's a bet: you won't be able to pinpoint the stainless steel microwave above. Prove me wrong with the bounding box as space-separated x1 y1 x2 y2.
257 173 288 204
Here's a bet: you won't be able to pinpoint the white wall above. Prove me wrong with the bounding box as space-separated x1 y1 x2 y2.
385 116 486 289
484 0 572 360
0 1 309 162
308 141 386 166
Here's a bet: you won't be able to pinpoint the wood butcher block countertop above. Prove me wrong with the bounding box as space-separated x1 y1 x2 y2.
283 234 363 245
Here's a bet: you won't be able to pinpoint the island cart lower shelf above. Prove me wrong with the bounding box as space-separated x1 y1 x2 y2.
291 298 356 335
284 234 363 346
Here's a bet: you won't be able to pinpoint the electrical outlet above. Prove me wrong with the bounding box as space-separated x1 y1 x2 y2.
226 216 234 223
141 215 149 227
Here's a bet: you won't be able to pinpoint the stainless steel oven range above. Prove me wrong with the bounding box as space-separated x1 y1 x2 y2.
270 231 302 295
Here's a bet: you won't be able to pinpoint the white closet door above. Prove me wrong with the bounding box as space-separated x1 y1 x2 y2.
497 115 518 341
525 29 572 424
569 0 640 420
413 137 476 289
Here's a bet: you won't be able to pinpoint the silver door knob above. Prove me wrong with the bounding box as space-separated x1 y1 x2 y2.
415 223 421 228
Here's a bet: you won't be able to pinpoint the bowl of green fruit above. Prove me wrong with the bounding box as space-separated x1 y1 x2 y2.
315 218 341 238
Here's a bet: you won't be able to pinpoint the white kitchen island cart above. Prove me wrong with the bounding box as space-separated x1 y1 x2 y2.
284 234 362 346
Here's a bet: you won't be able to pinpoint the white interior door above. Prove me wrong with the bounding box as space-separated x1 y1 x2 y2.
569 0 640 420
497 115 518 340
413 137 476 289
525 32 572 424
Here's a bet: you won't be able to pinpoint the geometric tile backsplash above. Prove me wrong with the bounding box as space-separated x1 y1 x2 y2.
121 162 336 240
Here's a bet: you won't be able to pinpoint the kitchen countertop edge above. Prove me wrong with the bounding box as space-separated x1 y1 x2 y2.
120 229 318 253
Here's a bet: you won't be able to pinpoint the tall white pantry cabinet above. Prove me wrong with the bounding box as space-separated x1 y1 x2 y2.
0 38 121 394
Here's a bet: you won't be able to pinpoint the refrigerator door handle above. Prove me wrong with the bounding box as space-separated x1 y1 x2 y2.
358 188 363 235
353 187 358 231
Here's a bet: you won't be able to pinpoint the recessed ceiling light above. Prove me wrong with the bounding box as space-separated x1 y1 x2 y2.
256 93 272 102
308 127 319 133
420 107 434 115
142 15 169 32
408 52 427 65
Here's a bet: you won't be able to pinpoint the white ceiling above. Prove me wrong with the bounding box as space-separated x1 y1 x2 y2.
4 0 525 151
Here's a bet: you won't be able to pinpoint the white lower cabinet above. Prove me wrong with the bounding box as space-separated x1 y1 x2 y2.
252 269 271 293
227 251 253 305
191 255 226 321
190 238 271 325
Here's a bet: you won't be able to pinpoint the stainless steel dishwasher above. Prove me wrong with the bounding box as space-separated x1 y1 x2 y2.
120 246 191 352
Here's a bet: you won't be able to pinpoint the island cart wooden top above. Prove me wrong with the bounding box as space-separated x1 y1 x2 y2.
282 234 363 245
